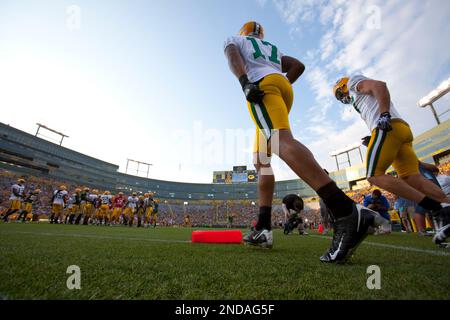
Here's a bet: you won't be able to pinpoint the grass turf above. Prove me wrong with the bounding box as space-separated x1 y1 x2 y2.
0 223 449 300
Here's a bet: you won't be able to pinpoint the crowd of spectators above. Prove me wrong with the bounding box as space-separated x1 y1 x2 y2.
1 161 449 229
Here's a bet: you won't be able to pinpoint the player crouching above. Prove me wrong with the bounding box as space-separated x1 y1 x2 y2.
282 194 308 236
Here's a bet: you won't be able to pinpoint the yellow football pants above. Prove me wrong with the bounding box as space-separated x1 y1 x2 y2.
247 73 294 156
366 119 419 178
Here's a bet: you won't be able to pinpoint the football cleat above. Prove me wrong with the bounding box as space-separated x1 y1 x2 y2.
431 206 450 245
320 204 389 264
243 229 273 249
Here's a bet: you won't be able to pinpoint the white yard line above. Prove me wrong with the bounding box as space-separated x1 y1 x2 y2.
310 235 450 257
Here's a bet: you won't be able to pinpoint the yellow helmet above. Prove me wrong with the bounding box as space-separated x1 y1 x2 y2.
75 188 82 193
93 189 98 194
139 195 144 200
144 193 149 198
118 192 124 196
84 187 90 192
333 77 352 104
34 189 41 194
239 21 264 39
60 185 66 190
18 178 25 184
132 192 137 196
104 191 110 195
148 192 154 198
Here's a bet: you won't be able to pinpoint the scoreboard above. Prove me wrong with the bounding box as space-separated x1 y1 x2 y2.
213 166 258 184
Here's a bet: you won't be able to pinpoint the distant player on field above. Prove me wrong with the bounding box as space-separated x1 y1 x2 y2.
98 191 112 225
224 21 387 263
68 188 82 224
2 178 26 222
124 192 139 227
17 189 41 222
333 75 450 245
80 187 90 225
143 193 154 227
50 185 68 224
150 199 159 228
111 192 125 225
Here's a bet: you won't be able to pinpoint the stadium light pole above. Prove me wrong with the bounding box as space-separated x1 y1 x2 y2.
35 123 69 146
418 77 450 125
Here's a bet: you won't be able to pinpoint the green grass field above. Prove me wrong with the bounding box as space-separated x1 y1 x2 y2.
0 223 449 300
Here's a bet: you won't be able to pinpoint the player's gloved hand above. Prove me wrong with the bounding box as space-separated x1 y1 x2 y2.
361 136 371 147
239 74 264 104
377 112 392 131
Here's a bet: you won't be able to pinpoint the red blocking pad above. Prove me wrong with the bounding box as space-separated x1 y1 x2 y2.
191 230 243 244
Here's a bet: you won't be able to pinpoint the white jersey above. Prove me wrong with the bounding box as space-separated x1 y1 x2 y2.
127 196 139 208
52 189 68 205
224 35 285 83
348 75 402 132
436 175 450 197
88 194 98 203
9 183 25 201
100 194 112 205
67 197 74 208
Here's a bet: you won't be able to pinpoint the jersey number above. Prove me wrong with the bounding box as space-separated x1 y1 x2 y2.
246 37 281 64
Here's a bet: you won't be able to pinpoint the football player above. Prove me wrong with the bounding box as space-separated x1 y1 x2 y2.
80 187 90 224
98 191 112 225
64 194 74 224
94 192 103 224
111 192 125 225
2 178 26 222
334 75 450 245
84 189 99 225
17 189 41 222
150 199 159 228
136 195 145 227
224 21 386 262
144 193 154 227
68 188 82 224
282 194 307 235
123 192 139 227
50 185 69 224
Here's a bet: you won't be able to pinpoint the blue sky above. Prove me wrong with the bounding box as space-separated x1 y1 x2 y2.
1 0 449 182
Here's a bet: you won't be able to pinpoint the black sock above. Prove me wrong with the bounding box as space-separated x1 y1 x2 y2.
418 196 442 212
255 206 272 231
316 181 354 219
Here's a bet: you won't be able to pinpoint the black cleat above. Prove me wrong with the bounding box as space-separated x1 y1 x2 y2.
320 204 389 264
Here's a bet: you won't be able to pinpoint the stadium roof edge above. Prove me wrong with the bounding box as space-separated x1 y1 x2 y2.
0 122 119 169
